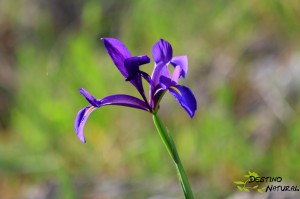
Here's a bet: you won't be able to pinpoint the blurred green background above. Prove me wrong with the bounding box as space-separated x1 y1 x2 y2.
1 0 300 198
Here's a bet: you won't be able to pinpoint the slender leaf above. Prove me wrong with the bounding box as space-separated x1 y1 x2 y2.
243 188 250 192
234 181 246 185
257 189 263 193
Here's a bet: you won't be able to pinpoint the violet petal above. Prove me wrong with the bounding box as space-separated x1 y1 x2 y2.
159 76 172 89
171 65 182 84
79 88 101 107
124 55 150 81
99 94 150 111
170 55 188 78
75 94 149 142
75 105 97 143
101 38 132 77
152 39 173 64
151 62 170 88
168 85 197 118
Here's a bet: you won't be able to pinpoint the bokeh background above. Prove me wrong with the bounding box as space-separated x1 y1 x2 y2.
1 0 300 198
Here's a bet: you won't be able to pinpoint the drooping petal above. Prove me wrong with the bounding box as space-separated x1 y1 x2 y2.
75 94 150 143
168 85 197 118
99 94 150 111
101 38 132 77
152 39 173 64
79 88 101 107
75 105 97 143
170 55 188 78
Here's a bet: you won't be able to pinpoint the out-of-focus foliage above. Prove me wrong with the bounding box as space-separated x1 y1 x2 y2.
0 0 300 198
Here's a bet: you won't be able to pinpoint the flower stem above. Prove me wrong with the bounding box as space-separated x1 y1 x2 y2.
152 113 195 199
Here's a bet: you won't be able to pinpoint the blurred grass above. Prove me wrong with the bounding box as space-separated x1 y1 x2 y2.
0 0 300 198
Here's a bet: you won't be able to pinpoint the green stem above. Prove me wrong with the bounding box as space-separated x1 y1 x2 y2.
152 113 195 199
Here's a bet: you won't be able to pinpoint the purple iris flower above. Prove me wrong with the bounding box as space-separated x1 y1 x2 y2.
75 38 197 143
150 39 197 118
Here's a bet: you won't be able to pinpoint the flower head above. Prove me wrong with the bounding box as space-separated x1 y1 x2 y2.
75 38 197 142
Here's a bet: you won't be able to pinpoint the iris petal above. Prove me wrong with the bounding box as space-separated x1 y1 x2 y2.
171 65 182 84
168 85 197 118
170 56 188 78
152 39 173 64
79 88 101 107
75 105 97 143
101 38 132 77
100 94 150 111
102 38 151 102
124 55 150 81
151 62 170 88
75 94 149 143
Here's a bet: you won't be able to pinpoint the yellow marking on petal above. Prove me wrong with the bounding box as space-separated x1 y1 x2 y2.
85 106 95 116
170 86 181 95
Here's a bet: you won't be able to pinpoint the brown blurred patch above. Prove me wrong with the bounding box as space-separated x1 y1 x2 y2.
0 16 17 131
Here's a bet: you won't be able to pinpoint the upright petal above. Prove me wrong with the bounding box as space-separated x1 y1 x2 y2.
152 39 173 64
171 65 182 84
101 38 132 77
75 105 97 143
151 62 170 88
150 62 170 107
170 56 188 78
168 85 197 118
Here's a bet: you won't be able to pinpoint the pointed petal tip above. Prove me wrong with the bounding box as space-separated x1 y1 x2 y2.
101 37 110 42
100 37 111 40
79 88 84 93
186 106 197 118
101 37 131 78
79 88 101 107
79 137 86 143
76 130 86 143
189 109 197 118
101 37 120 43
